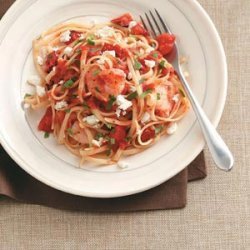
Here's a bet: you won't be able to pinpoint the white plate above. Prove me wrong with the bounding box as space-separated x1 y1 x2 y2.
0 0 227 198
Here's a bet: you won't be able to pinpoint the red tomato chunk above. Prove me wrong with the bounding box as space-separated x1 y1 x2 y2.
156 33 176 56
38 107 53 132
111 13 133 27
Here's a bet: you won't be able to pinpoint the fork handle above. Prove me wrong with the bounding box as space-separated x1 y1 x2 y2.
178 69 234 171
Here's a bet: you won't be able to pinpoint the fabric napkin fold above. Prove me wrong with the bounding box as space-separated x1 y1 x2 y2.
0 0 207 211
0 146 206 211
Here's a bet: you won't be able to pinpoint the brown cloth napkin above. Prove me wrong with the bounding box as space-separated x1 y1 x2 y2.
0 0 207 211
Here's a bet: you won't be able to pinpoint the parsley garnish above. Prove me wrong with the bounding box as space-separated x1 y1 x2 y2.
155 125 164 135
63 79 74 88
106 123 113 130
87 38 95 45
125 136 132 142
139 78 145 84
152 52 158 58
106 95 116 111
82 102 90 109
67 128 73 135
95 133 104 140
74 38 84 46
44 132 50 138
110 138 116 145
179 88 186 97
159 60 166 69
127 91 138 100
92 69 100 76
65 109 71 113
106 149 112 156
134 60 142 70
140 89 152 98
157 93 161 100
95 87 101 93
24 93 32 99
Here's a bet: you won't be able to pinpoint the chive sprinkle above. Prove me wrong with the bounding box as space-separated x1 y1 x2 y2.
87 38 95 45
106 95 116 111
67 128 73 135
179 88 186 97
159 60 166 69
139 78 145 84
152 52 158 58
110 138 116 145
157 93 161 100
155 125 164 134
65 109 71 113
24 93 32 99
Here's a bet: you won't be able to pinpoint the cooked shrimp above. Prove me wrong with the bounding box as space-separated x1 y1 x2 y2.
85 66 126 102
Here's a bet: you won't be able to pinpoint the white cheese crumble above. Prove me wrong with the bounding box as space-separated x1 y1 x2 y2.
58 80 64 85
95 26 115 38
24 103 31 109
115 69 126 78
103 50 116 57
83 115 99 126
146 47 155 54
128 21 137 29
79 34 85 40
172 94 180 103
127 72 133 80
37 56 44 66
115 109 122 118
167 123 178 135
130 85 136 92
64 47 73 56
92 138 104 148
117 161 129 169
116 95 132 111
27 75 41 86
141 112 151 124
144 60 156 68
53 47 59 51
36 86 46 97
60 30 71 43
97 58 105 65
54 101 68 110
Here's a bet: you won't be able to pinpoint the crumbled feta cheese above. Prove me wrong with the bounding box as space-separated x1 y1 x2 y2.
27 75 41 86
130 85 136 92
58 80 64 85
128 21 137 29
141 112 151 124
79 34 85 40
117 161 129 169
36 86 46 97
24 103 30 109
83 115 99 126
146 47 155 54
54 101 68 110
103 50 116 57
92 138 104 148
144 60 156 68
122 110 127 116
95 26 115 38
60 30 71 43
53 47 59 51
97 58 105 65
167 123 178 135
115 69 126 78
116 95 132 111
172 94 180 103
127 72 133 80
115 108 121 118
37 56 44 66
64 47 73 56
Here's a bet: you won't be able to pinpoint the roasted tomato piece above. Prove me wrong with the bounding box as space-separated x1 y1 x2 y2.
131 23 148 36
65 31 82 45
110 126 128 149
38 107 53 132
102 43 129 60
55 111 66 124
156 33 176 56
111 13 133 27
141 128 155 142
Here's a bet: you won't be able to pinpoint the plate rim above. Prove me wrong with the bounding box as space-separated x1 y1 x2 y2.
0 0 228 198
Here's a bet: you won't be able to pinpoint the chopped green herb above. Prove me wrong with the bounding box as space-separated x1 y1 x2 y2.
72 94 78 99
74 38 84 46
106 95 116 111
106 123 113 130
152 52 158 58
110 138 116 145
106 149 112 156
82 102 90 109
134 60 142 70
139 78 145 84
87 38 95 45
125 136 132 142
127 91 138 100
92 69 100 76
140 89 153 99
24 93 32 99
95 133 104 140
157 93 161 100
65 109 71 113
75 49 82 54
67 128 73 135
44 132 50 139
179 88 186 97
159 60 166 69
63 79 74 88
155 125 164 135
95 87 101 93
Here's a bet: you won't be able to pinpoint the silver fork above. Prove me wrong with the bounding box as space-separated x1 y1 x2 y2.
140 9 234 171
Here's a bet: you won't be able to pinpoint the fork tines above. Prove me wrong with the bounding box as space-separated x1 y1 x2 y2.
140 9 172 36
